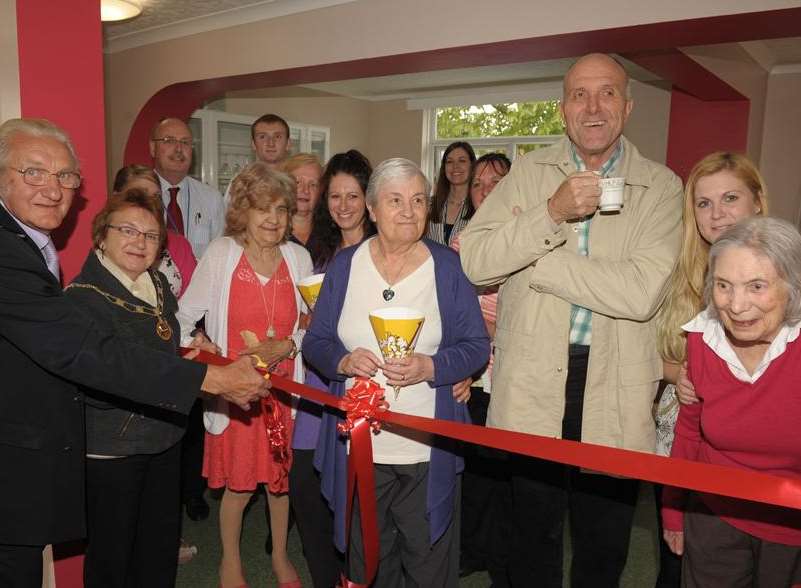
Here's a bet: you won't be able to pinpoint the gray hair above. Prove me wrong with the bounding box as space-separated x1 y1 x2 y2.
0 118 79 169
365 157 431 207
704 216 801 325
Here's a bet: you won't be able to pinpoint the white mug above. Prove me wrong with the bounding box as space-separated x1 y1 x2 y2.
599 177 625 212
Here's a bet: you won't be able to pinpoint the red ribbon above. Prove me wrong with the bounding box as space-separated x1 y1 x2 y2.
336 377 387 588
262 395 289 465
187 349 801 586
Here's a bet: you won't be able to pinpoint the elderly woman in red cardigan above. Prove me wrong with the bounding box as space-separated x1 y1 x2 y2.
662 216 801 587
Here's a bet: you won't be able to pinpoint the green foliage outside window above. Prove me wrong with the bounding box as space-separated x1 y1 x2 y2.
436 100 565 139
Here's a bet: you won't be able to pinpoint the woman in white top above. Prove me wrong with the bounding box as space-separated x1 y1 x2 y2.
303 158 490 587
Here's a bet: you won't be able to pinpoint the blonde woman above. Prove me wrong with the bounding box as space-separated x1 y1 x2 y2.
654 151 768 586
282 153 323 245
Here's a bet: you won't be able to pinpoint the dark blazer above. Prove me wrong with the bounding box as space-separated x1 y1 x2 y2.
67 251 187 456
0 205 205 546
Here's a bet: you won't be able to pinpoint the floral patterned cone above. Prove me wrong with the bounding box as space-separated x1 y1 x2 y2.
368 307 425 400
297 273 325 310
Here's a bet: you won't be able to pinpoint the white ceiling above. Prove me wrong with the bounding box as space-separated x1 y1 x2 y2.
741 38 801 73
296 57 664 103
103 0 354 52
102 2 801 99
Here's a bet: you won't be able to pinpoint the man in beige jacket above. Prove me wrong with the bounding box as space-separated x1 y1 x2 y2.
460 53 683 587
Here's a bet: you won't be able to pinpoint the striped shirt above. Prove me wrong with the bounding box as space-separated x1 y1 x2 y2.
567 142 623 346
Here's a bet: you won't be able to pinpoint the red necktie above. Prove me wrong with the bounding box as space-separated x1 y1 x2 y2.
167 186 184 235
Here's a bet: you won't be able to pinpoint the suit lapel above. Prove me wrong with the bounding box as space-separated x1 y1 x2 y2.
0 205 57 281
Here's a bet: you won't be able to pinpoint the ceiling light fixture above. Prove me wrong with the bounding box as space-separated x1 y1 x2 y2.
101 0 142 22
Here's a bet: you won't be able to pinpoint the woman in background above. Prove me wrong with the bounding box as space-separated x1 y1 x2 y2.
451 152 512 587
293 149 375 587
178 162 311 588
427 141 476 246
282 153 323 246
654 152 768 587
113 165 197 298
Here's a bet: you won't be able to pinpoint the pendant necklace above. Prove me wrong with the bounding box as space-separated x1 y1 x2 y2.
252 247 280 339
377 241 414 302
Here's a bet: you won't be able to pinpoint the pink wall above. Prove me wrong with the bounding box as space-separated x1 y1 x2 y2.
666 90 750 181
16 0 106 583
17 0 107 283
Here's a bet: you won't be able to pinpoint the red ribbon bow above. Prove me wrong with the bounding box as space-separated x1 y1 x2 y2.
337 376 388 436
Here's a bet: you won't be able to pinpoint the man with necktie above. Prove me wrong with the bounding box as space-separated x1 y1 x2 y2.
150 117 225 259
0 117 268 587
150 116 227 521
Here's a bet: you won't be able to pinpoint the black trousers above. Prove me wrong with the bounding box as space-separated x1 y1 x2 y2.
180 398 207 502
509 346 640 588
653 484 682 587
289 448 344 588
0 544 43 588
84 442 182 588
460 388 512 587
349 463 460 588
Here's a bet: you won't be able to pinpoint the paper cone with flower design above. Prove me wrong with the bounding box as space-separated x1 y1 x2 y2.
369 307 425 400
297 273 325 310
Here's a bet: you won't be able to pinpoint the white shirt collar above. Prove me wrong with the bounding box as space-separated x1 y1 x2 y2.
682 308 801 383
155 171 188 191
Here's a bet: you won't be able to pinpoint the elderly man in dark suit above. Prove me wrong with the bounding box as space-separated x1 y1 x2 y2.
0 117 269 588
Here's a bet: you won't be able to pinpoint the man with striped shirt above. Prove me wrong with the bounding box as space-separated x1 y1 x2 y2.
460 54 683 588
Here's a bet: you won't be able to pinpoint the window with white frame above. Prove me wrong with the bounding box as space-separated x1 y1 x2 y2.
417 97 565 181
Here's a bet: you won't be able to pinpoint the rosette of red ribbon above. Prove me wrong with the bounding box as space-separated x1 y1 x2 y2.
184 349 801 588
337 376 389 436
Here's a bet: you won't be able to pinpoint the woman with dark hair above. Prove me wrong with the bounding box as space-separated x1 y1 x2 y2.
293 149 375 587
306 149 376 268
427 141 476 246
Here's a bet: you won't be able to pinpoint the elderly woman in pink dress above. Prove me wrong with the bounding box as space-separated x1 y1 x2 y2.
178 162 311 588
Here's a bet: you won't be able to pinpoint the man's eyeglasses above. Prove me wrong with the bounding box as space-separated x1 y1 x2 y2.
10 167 82 189
152 137 193 148
107 224 161 244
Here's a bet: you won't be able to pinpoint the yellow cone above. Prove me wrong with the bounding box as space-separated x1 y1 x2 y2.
297 273 325 309
369 307 425 360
